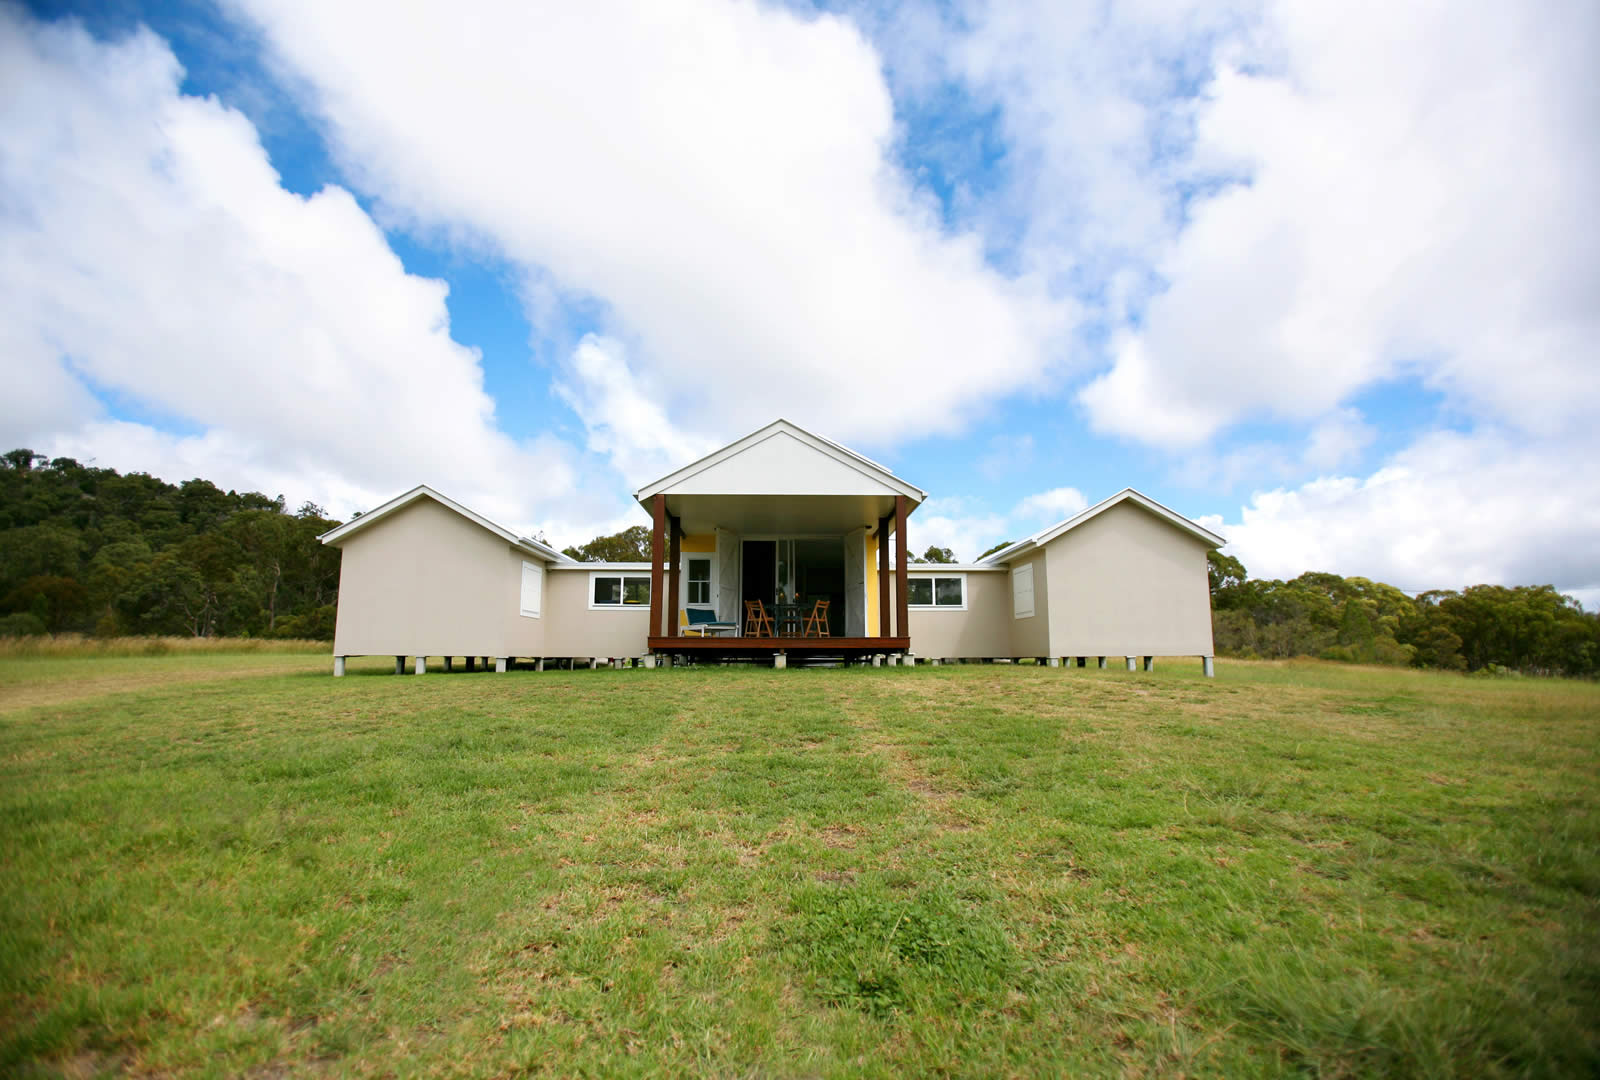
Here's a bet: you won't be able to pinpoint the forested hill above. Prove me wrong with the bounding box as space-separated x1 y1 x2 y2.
1207 552 1600 677
0 450 341 639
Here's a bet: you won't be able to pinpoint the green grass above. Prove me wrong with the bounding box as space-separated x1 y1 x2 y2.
1 656 1596 1077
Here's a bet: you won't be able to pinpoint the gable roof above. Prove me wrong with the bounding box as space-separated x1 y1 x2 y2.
634 418 926 506
318 485 571 562
979 488 1225 564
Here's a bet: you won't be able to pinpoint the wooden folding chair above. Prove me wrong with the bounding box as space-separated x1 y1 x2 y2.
802 599 831 638
744 599 775 638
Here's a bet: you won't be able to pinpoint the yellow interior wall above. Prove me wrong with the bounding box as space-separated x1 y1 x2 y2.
681 533 716 553
866 530 880 633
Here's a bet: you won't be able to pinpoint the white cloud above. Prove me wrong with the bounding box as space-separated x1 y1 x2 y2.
555 335 719 488
0 10 621 542
1218 429 1600 606
1013 486 1088 522
1172 406 1377 491
228 0 1069 455
905 510 1010 564
1074 0 1600 446
903 495 1007 563
905 485 1090 562
1302 409 1375 472
949 0 1250 292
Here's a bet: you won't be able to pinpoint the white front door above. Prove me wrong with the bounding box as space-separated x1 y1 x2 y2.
715 527 741 627
844 526 866 636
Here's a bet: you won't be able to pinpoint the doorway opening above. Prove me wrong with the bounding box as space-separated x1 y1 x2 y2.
741 538 846 636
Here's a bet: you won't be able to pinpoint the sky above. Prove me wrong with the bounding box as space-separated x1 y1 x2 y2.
2 0 1597 605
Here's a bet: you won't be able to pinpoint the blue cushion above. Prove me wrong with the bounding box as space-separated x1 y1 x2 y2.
686 608 719 625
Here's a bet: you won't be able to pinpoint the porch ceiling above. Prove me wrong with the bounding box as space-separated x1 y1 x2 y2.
664 493 899 537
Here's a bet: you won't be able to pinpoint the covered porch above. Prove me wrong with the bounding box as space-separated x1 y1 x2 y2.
634 420 925 660
642 490 914 658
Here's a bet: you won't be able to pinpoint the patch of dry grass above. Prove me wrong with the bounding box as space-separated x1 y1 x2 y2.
0 650 355 714
0 633 329 659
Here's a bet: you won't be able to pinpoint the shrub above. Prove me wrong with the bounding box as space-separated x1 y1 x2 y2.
272 604 335 641
0 612 47 636
1471 663 1521 679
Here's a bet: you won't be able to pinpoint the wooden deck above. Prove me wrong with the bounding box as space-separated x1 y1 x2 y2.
647 636 908 660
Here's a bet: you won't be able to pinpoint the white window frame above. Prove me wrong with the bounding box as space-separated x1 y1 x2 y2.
907 573 967 611
589 571 652 610
1012 563 1035 619
683 554 716 609
519 561 543 618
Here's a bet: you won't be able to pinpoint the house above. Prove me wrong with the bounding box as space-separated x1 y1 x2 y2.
321 419 1223 675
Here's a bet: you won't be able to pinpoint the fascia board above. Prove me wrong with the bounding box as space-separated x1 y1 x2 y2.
550 562 654 571
900 564 1010 572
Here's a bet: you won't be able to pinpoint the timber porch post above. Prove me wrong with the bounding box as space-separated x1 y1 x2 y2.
650 494 666 638
878 514 891 638
894 495 909 640
667 515 682 638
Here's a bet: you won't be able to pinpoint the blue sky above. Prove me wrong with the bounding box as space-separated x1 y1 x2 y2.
3 0 1597 603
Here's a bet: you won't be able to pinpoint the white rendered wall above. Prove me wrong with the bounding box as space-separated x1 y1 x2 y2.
331 498 513 658
502 550 548 657
1043 501 1215 657
1006 551 1050 657
543 570 652 657
904 572 1011 657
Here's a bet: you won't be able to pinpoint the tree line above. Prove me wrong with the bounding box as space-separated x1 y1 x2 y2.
1208 551 1600 676
0 450 341 639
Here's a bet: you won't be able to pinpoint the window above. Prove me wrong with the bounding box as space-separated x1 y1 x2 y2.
1012 563 1035 619
591 572 651 609
908 574 965 610
687 557 711 605
519 561 543 618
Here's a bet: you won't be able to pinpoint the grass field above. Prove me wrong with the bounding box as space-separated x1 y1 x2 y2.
1 653 1596 1077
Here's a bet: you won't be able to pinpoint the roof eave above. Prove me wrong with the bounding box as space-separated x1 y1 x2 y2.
317 485 574 561
977 538 1036 566
978 488 1225 564
632 418 927 507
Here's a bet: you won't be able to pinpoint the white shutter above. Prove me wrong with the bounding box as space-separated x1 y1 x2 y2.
715 528 740 625
520 561 543 618
1012 563 1034 619
844 526 866 636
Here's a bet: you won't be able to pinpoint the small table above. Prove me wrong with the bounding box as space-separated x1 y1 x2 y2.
772 602 805 637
